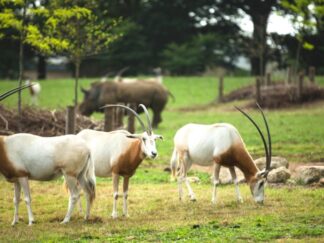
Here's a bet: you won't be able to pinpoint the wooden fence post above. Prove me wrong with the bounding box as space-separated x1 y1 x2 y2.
256 77 261 103
127 103 136 134
297 71 304 100
115 103 124 129
309 66 315 83
266 73 271 86
218 76 224 103
104 106 115 132
286 67 292 84
65 106 75 134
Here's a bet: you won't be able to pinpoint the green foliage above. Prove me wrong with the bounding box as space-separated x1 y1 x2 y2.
48 2 121 62
280 0 324 43
162 42 203 75
0 0 70 56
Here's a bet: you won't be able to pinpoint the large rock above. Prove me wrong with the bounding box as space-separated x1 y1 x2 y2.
297 166 324 184
267 166 291 183
255 157 289 170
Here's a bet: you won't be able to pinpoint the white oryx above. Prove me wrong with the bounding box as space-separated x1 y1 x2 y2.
77 104 163 219
0 134 96 225
170 104 272 204
25 79 41 105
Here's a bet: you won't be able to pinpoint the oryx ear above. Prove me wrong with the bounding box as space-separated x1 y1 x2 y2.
257 169 269 179
81 87 89 95
154 134 163 141
126 134 142 139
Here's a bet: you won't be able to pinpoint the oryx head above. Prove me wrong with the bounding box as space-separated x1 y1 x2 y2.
101 104 163 159
236 103 272 204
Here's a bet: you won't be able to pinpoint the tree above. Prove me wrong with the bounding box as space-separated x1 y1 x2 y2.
280 0 324 75
0 0 68 116
49 0 120 107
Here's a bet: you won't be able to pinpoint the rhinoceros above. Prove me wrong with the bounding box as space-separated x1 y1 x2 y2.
79 81 172 128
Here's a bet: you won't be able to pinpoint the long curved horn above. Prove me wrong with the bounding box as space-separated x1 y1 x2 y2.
100 104 146 132
256 103 272 171
235 105 270 172
138 104 152 135
0 84 32 101
115 66 129 77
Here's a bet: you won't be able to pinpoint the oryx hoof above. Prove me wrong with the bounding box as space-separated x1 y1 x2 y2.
60 219 69 224
11 221 18 226
111 212 118 219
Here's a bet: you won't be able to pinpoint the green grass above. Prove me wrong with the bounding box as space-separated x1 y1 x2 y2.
1 76 324 163
0 177 323 242
0 76 324 241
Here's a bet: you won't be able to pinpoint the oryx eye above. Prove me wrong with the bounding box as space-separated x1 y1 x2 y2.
258 181 265 190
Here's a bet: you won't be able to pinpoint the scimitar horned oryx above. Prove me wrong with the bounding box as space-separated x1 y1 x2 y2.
170 103 272 204
77 104 163 219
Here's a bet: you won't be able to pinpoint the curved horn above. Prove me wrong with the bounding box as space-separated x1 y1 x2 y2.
138 104 152 135
256 103 272 171
100 104 146 132
235 105 270 173
115 66 129 77
0 84 32 101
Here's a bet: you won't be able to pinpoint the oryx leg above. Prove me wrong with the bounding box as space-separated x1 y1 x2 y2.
77 196 83 214
177 150 195 201
185 177 196 201
112 173 119 219
19 177 35 225
229 167 243 202
212 162 221 204
12 182 21 226
122 177 129 217
61 175 79 224
78 176 92 220
184 159 195 201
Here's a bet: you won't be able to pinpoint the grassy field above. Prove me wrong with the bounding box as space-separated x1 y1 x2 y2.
0 76 324 242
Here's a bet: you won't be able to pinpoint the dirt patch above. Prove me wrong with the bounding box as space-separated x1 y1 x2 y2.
0 105 101 136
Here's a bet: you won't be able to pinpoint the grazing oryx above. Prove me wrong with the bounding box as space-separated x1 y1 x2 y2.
0 134 96 225
170 104 272 204
77 104 163 219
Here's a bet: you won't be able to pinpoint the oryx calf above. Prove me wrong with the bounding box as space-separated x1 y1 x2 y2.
170 104 272 204
0 134 96 225
77 104 162 218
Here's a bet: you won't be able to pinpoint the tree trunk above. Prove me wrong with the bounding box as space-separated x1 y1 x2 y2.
18 0 27 117
18 33 24 117
37 55 47 80
250 13 269 76
74 59 80 108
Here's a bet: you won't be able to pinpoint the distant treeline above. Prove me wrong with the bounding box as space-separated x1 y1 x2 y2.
0 0 323 78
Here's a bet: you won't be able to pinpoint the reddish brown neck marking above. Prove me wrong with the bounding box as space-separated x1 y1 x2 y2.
216 143 259 183
112 139 145 177
233 143 259 183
